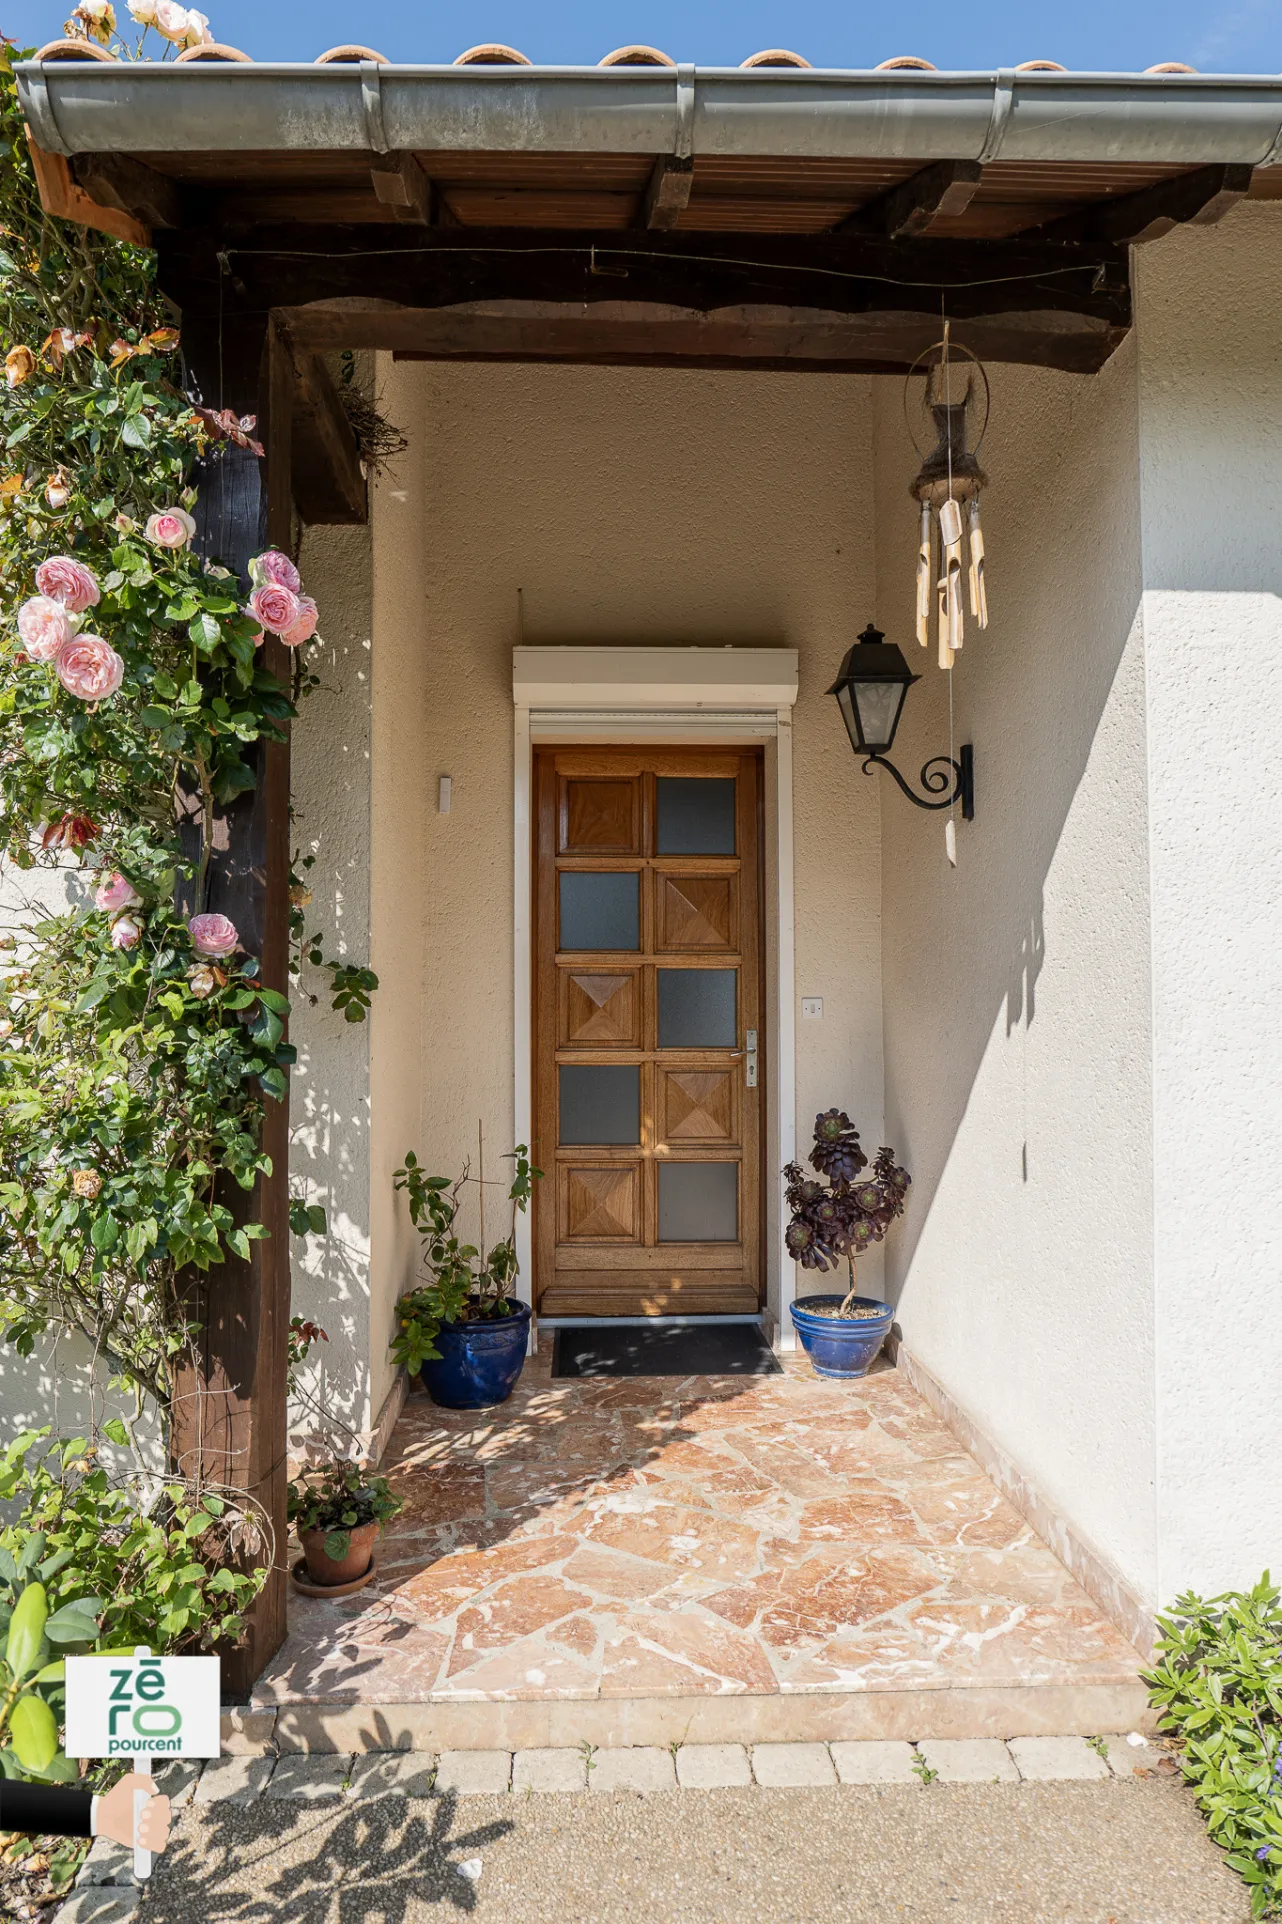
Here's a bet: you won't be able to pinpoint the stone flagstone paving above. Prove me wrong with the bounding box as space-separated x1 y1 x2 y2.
254 1355 1141 1707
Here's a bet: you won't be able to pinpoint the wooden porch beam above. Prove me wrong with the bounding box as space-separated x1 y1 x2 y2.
283 341 368 525
155 225 1131 334
640 154 694 230
1035 162 1254 246
275 295 1127 376
172 313 292 1704
839 159 984 239
69 151 185 230
369 153 432 224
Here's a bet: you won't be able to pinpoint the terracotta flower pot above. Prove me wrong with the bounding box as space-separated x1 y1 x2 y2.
300 1519 378 1587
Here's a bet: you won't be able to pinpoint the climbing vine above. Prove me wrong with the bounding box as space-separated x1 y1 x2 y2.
0 44 347 1437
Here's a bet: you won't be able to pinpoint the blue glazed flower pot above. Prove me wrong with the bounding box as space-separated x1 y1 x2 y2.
419 1301 532 1410
789 1294 893 1379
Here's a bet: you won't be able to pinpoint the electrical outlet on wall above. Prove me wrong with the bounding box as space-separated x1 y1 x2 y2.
801 997 823 1019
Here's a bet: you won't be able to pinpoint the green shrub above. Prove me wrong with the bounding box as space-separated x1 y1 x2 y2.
1145 1573 1282 1917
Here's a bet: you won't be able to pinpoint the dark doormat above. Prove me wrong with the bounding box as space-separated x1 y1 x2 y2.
551 1323 782 1378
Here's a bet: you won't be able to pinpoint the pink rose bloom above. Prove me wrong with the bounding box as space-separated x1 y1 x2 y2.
144 507 196 549
249 582 301 637
187 912 239 958
109 913 142 950
250 549 302 595
35 555 100 615
152 0 193 43
94 871 141 913
17 596 72 661
281 595 318 648
55 634 125 702
250 629 265 649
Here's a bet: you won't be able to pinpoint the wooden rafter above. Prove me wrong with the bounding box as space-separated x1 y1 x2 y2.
840 159 985 239
70 151 184 231
283 341 368 524
640 154 694 230
1034 162 1254 246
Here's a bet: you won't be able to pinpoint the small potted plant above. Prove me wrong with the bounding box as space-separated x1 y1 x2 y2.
285 1315 403 1596
391 1133 541 1410
287 1457 403 1596
784 1110 911 1378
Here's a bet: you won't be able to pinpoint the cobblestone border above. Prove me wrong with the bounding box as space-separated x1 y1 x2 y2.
54 1734 1165 1923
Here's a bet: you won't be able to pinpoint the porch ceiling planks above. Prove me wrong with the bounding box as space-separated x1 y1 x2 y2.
157 225 1132 376
66 145 1282 240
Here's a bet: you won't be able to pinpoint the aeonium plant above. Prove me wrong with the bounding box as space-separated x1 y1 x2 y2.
390 1138 541 1376
784 1109 911 1317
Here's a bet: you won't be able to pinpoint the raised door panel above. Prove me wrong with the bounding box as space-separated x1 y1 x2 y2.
560 970 640 1049
560 1165 640 1242
559 777 641 855
656 873 737 950
659 1067 737 1144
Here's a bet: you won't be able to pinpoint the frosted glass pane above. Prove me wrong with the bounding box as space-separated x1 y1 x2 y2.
659 1163 738 1242
559 1065 640 1145
559 872 639 951
656 778 736 855
657 969 736 1047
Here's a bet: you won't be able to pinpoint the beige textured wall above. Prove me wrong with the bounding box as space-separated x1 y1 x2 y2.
873 340 1157 1603
1135 207 1282 1599
361 357 886 1351
288 517 374 1438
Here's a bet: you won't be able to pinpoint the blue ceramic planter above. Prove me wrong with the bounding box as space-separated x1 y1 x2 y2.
789 1294 893 1379
420 1301 532 1410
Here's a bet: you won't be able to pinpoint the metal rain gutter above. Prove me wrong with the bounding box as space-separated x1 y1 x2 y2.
16 59 1282 171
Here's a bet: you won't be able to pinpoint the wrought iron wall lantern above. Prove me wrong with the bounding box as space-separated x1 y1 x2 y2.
827 624 974 819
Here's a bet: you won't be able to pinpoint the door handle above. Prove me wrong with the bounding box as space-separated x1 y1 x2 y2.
744 1029 758 1089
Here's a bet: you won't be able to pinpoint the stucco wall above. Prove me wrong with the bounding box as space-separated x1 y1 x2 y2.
357 357 886 1345
1135 207 1282 1600
873 339 1158 1605
288 517 375 1440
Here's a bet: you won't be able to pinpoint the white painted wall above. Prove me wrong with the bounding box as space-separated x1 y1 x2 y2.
873 338 1158 1607
1135 207 1282 1601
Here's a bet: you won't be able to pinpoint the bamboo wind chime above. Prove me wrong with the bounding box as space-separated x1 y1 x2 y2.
907 327 991 671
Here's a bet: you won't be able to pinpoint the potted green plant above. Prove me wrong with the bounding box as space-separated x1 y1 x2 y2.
286 1458 403 1595
391 1134 541 1410
784 1110 911 1378
285 1315 403 1595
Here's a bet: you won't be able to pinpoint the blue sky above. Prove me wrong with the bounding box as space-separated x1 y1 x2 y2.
5 1 1282 72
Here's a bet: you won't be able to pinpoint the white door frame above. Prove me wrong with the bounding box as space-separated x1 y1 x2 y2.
512 647 799 1349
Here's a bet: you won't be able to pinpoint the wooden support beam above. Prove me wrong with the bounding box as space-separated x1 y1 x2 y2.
640 154 694 230
343 296 1123 375
24 130 149 246
841 159 984 239
155 225 1131 344
369 153 432 224
285 343 368 524
1035 163 1254 246
70 151 184 230
171 313 292 1706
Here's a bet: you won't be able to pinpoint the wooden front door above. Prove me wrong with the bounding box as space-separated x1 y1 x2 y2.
533 748 763 1317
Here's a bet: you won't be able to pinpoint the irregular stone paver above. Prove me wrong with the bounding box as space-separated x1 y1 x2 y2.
752 1743 837 1787
192 1754 275 1804
513 1748 589 1792
253 1355 1143 1713
1101 1731 1165 1777
1009 1735 1110 1781
590 1746 677 1793
831 1740 921 1785
917 1739 1020 1784
346 1752 439 1799
79 1838 133 1886
264 1753 354 1799
55 1894 139 1924
675 1744 753 1789
435 1749 512 1794
153 1760 204 1809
